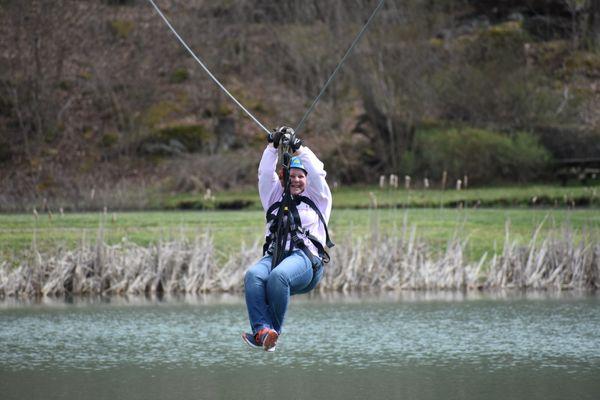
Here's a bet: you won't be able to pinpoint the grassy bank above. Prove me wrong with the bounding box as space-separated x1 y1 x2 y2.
1 208 598 264
163 184 600 210
2 216 598 297
3 184 597 213
331 184 600 209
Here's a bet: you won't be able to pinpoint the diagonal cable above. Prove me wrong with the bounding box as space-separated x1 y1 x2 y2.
146 0 271 134
294 0 385 135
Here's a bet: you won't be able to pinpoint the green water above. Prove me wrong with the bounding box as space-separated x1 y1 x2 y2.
1 292 598 400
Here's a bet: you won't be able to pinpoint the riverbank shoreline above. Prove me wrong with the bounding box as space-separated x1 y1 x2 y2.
1 222 598 298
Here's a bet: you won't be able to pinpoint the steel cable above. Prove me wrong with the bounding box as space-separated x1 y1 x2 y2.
147 0 384 137
294 0 385 134
146 0 271 135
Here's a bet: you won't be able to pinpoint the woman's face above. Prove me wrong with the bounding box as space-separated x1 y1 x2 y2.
289 168 307 195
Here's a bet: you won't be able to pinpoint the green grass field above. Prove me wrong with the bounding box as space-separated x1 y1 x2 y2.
1 207 598 264
165 184 600 210
2 184 599 264
330 184 600 208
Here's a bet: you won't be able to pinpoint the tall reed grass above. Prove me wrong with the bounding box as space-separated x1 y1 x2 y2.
0 222 598 298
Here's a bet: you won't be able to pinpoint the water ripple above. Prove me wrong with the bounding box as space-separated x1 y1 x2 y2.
1 294 599 374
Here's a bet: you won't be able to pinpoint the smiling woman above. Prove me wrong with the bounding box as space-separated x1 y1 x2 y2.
241 126 333 352
287 161 307 196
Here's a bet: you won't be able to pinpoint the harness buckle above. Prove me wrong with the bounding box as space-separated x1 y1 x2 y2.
291 234 305 248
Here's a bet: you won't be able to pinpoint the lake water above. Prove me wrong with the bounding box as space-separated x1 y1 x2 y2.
1 291 599 400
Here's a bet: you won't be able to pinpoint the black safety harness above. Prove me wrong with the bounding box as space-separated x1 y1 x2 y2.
263 149 334 270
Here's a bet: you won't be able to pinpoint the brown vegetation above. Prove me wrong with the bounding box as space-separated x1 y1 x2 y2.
1 1 599 211
1 222 597 298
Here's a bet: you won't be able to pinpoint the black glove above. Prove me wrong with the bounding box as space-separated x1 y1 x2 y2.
267 130 281 148
282 134 303 152
268 126 294 149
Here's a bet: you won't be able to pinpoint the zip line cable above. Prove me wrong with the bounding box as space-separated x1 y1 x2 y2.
294 0 385 135
146 0 271 135
147 0 384 137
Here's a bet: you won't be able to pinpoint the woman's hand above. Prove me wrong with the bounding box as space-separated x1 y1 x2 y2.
268 126 302 153
283 135 302 153
266 130 282 148
267 126 292 148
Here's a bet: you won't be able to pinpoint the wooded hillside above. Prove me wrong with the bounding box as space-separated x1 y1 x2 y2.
1 0 599 210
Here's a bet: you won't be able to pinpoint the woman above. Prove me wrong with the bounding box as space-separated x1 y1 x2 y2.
242 127 332 352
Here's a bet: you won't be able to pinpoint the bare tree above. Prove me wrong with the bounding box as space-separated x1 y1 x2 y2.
347 0 445 173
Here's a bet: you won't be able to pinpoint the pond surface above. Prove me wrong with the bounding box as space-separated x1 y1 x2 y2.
1 291 599 400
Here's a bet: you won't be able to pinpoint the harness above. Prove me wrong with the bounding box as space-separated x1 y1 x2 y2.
263 194 334 270
262 150 334 270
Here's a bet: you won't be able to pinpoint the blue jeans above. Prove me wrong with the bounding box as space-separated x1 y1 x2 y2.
244 250 323 334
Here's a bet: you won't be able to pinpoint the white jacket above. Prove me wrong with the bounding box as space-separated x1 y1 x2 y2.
258 145 332 256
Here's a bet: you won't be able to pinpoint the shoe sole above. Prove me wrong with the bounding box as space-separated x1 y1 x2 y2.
262 330 278 352
241 333 261 350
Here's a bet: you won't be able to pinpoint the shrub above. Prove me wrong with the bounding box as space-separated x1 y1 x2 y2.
323 134 378 184
414 127 551 184
101 132 119 148
465 21 529 65
108 20 134 40
142 101 182 128
138 125 214 156
161 150 258 192
170 68 189 84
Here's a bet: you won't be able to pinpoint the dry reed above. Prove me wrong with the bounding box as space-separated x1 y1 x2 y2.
0 222 598 298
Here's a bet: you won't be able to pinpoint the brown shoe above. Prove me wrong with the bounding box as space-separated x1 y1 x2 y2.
262 329 279 352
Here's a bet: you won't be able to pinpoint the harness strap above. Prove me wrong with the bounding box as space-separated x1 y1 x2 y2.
270 192 293 267
296 196 334 248
288 201 321 265
266 198 333 247
263 195 333 265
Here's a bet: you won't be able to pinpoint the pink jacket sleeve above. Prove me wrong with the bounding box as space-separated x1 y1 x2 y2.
297 146 332 223
258 146 283 211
